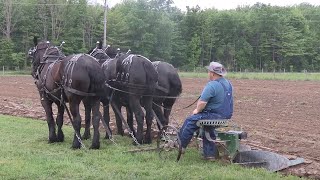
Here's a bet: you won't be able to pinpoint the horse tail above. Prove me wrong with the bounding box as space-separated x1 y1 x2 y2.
143 61 158 91
169 71 182 97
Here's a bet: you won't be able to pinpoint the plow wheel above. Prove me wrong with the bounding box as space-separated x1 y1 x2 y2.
157 125 183 161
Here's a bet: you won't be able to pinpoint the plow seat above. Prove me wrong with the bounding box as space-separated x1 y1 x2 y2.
196 119 247 161
196 119 229 127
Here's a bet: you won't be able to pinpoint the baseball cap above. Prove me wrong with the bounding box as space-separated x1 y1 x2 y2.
205 61 227 76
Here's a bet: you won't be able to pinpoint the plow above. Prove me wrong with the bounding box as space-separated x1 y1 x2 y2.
127 119 304 172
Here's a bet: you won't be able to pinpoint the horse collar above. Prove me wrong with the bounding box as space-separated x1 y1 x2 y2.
42 46 65 64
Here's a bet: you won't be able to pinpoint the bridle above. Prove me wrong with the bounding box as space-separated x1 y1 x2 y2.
29 41 50 65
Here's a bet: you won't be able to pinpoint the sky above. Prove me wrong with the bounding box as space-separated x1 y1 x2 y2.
93 0 320 10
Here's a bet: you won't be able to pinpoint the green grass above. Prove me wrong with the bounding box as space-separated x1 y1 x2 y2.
179 72 320 81
0 70 30 76
0 115 300 180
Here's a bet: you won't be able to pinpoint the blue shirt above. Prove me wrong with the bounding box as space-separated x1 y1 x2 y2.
200 78 232 111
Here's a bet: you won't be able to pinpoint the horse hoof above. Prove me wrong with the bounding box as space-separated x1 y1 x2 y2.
132 140 143 146
104 132 111 139
117 132 124 136
82 134 91 140
90 144 100 149
56 137 64 142
144 136 152 144
144 140 152 144
71 142 81 149
48 136 57 143
71 145 81 149
57 133 64 142
48 140 56 143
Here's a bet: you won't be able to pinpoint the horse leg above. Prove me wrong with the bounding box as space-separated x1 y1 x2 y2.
112 100 124 136
69 97 82 149
129 95 144 144
41 98 57 143
163 98 176 126
152 99 166 130
100 97 112 139
56 104 65 142
90 98 101 149
143 96 154 144
126 106 135 136
82 98 92 140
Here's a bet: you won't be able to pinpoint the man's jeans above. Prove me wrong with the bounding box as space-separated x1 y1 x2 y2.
179 111 223 158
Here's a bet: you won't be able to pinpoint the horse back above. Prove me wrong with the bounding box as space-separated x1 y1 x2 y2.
60 54 105 95
116 54 158 94
153 61 182 97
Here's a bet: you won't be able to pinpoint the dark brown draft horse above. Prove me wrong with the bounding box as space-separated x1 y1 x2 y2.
30 37 105 149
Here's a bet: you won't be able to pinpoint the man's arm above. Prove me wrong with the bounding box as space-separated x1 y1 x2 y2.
193 100 207 114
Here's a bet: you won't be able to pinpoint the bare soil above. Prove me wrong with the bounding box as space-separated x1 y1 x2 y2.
0 76 319 178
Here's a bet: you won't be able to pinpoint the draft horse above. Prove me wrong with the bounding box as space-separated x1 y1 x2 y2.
152 61 182 128
88 44 158 144
29 37 105 149
87 43 131 139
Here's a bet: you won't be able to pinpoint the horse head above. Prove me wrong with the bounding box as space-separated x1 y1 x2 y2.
105 46 130 59
88 41 111 63
29 37 65 78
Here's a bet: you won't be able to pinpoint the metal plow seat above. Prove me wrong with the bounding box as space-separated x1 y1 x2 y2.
196 119 247 162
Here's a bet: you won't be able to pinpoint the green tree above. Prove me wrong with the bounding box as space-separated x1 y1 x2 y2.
187 34 201 69
0 38 14 68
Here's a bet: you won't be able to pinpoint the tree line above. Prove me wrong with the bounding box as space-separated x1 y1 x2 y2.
1 0 320 72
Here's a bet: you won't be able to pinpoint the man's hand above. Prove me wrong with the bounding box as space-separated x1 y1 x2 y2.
193 100 207 115
193 108 199 115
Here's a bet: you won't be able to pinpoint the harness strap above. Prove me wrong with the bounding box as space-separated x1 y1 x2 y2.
63 86 96 96
39 61 60 95
102 59 112 69
155 84 169 94
152 61 169 94
62 54 97 97
117 54 134 83
90 49 111 59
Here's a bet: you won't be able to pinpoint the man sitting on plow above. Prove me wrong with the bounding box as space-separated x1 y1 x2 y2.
178 61 234 161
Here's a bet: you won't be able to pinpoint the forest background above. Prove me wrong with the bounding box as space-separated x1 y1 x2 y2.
1 0 320 72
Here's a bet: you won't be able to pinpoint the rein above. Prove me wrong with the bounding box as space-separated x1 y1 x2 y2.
105 81 179 99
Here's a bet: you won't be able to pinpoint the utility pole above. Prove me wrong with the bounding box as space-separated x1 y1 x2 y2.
103 0 107 47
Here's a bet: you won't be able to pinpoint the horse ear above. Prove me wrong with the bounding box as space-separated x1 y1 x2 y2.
98 40 103 49
33 36 38 46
